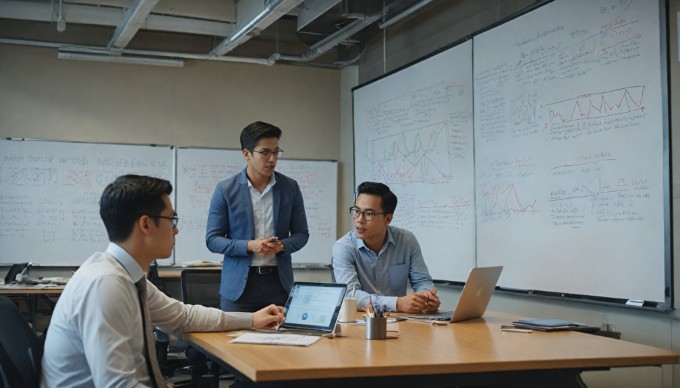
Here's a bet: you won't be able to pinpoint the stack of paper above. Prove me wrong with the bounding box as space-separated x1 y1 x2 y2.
229 333 321 346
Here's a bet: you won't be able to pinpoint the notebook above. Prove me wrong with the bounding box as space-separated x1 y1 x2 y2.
276 282 347 335
511 318 600 333
406 266 503 323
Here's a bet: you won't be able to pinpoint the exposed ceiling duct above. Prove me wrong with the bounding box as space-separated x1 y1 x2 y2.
0 0 435 68
209 0 303 57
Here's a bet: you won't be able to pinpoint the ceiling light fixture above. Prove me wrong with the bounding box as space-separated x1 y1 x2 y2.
58 51 184 68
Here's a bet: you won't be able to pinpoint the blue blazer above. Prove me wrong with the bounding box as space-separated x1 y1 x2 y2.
206 169 309 302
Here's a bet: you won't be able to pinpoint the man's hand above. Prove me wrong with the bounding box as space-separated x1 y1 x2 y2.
396 293 431 313
247 237 284 255
420 288 440 312
252 304 285 329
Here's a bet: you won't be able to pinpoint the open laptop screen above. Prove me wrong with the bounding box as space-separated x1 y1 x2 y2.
282 282 347 333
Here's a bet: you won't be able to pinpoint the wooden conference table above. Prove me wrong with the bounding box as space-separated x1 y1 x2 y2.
0 284 64 330
180 311 679 387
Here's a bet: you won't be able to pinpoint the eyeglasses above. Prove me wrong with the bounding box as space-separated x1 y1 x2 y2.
349 207 387 221
150 215 179 229
251 149 284 159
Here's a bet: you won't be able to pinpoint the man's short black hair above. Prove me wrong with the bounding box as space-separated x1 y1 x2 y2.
240 121 282 151
356 181 398 214
99 174 173 242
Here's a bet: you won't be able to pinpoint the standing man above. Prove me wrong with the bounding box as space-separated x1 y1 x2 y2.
206 121 309 312
41 175 284 387
333 181 440 314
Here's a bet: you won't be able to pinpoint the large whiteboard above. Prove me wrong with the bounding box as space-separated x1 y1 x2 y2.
174 147 337 265
473 0 667 302
353 0 668 305
353 41 476 281
0 140 174 266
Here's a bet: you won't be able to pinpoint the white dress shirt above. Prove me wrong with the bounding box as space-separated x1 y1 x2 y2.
41 243 252 388
248 174 277 267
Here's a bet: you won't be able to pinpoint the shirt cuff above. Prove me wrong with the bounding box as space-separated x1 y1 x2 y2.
385 296 398 312
229 312 254 329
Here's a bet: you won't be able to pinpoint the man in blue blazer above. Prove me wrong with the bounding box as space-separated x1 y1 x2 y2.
206 121 309 312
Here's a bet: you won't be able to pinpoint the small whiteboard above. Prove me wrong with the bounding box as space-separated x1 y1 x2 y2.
0 139 173 266
174 147 337 266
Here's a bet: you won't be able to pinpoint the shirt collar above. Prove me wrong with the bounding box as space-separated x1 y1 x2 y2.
106 242 145 283
246 173 277 194
353 226 395 251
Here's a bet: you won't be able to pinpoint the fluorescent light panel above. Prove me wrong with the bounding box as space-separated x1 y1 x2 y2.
57 52 184 68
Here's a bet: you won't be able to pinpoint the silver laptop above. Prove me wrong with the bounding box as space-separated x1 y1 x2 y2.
276 282 347 335
406 266 503 323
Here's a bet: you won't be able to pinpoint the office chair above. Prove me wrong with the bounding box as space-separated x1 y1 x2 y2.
0 296 43 388
146 261 191 380
180 269 222 308
329 257 336 283
180 269 226 388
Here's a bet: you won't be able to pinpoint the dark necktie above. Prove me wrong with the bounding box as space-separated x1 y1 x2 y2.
136 279 166 387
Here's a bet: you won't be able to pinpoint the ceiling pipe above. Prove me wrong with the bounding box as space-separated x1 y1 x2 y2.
0 1 232 36
209 0 302 57
379 0 434 29
274 12 382 63
0 38 276 66
1 38 360 68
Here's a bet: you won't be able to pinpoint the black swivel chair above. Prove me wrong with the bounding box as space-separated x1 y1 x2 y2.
147 261 189 379
180 269 222 308
180 269 226 388
0 296 43 388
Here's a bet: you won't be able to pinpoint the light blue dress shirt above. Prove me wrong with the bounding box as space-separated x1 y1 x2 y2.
332 226 435 311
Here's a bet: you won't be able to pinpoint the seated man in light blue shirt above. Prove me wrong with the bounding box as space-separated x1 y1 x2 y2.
332 182 440 314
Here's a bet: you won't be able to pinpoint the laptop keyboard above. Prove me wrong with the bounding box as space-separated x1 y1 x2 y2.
408 311 453 321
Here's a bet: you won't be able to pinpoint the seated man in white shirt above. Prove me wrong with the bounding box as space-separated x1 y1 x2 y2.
41 174 284 388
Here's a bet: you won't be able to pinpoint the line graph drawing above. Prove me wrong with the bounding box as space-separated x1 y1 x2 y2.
371 122 452 184
545 86 645 126
480 183 537 217
550 175 648 206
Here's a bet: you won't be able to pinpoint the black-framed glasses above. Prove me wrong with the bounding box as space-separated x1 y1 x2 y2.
251 149 284 159
150 215 179 229
349 207 387 221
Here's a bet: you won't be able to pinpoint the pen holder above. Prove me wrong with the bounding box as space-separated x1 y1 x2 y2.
365 316 387 340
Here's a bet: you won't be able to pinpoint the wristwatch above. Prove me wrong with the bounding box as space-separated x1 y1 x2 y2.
279 241 286 254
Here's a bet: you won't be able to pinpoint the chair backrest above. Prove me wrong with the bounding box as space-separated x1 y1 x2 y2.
180 269 222 308
0 296 43 388
4 263 28 284
147 260 167 295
